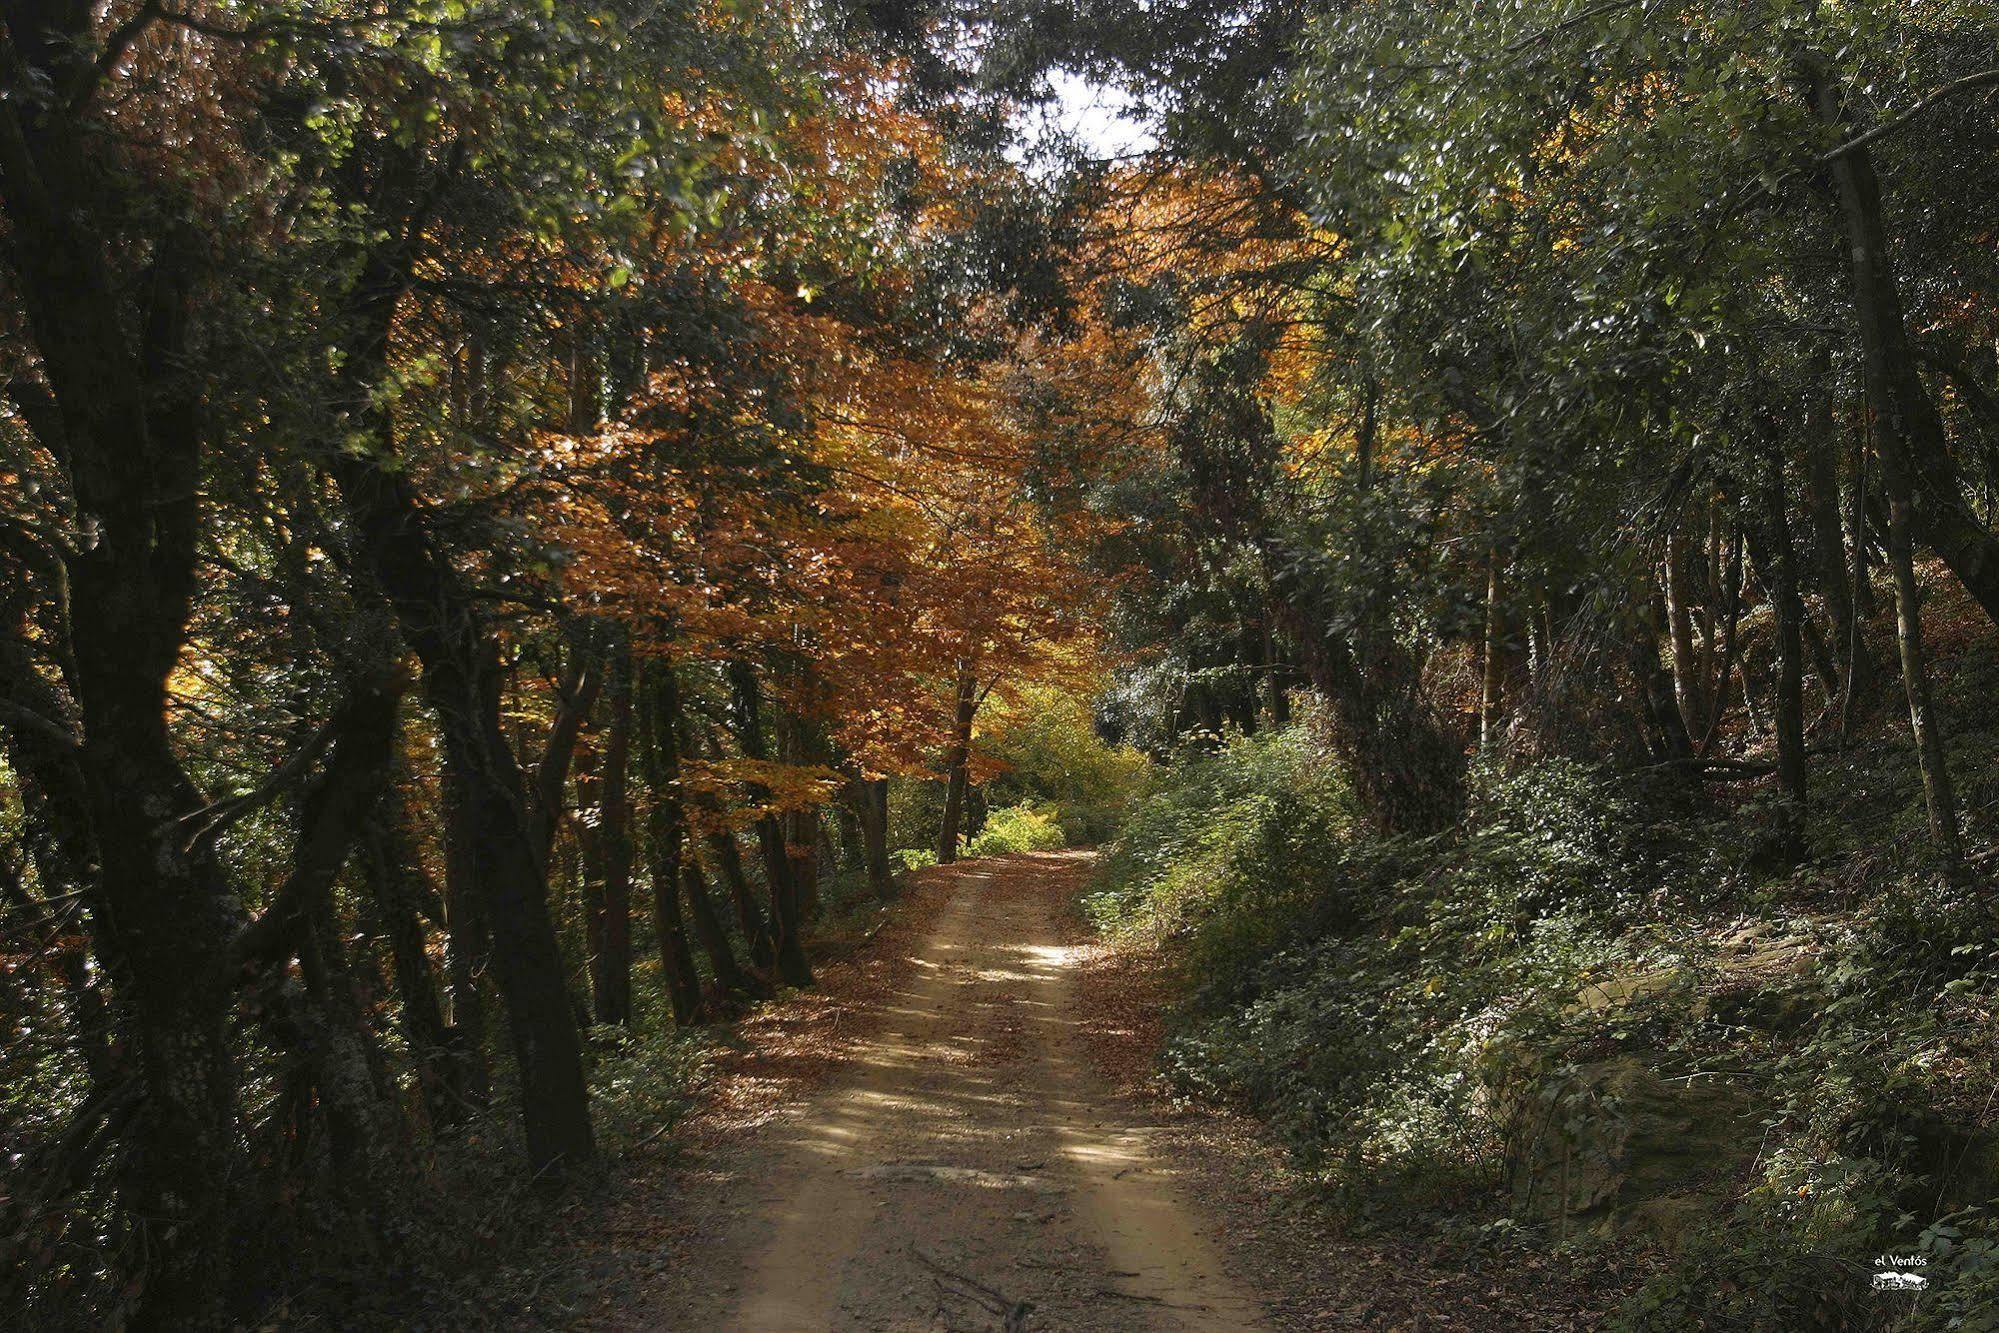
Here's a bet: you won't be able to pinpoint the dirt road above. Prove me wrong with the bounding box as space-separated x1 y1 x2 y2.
609 851 1269 1331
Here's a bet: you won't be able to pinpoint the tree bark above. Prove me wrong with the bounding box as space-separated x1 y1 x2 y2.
359 769 457 1127
1805 387 1871 706
706 829 777 970
1630 592 1697 766
637 660 703 1022
528 643 604 874
327 245 593 1170
1479 547 1510 750
1277 602 1467 835
1749 444 1808 854
683 860 762 1003
1663 531 1703 735
1883 442 1965 869
850 774 894 899
937 667 979 862
1812 71 1999 625
1698 531 1748 757
726 661 813 986
579 640 634 1025
437 755 492 1108
0 57 239 1319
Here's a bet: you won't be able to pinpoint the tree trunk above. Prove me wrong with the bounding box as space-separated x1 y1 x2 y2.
359 768 457 1128
528 644 604 874
648 849 703 1025
1261 614 1292 728
683 861 761 1003
1806 390 1872 706
726 661 813 986
1279 603 1467 834
706 829 777 969
1749 444 1808 855
637 660 704 1023
851 775 894 899
329 256 593 1170
937 667 978 863
1663 531 1702 735
579 640 634 1025
438 756 492 1108
1813 71 1999 624
0 70 240 1320
1479 547 1509 750
1698 531 1748 756
779 710 824 918
1631 592 1697 766
1846 419 1879 619
653 660 754 1002
1883 445 1965 870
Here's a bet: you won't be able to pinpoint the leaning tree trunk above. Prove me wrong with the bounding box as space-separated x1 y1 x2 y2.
359 770 457 1128
229 676 411 1196
706 828 778 970
1883 439 1965 870
1812 71 1999 625
683 861 763 1003
330 253 593 1171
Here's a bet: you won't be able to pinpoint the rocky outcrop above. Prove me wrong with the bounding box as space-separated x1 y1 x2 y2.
1509 1056 1758 1246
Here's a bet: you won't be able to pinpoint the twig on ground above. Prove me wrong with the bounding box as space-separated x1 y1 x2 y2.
1094 1286 1212 1310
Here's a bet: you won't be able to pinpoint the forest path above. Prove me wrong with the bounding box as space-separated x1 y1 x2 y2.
599 851 1269 1331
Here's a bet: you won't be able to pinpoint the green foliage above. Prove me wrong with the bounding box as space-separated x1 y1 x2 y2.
1093 735 1720 1209
1097 724 1999 1324
586 988 715 1152
981 687 1148 844
890 847 939 872
888 777 944 854
1611 1157 1883 1331
966 803 1068 857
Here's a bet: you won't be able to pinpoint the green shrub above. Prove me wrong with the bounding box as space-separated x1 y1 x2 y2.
979 686 1148 844
587 972 715 1149
966 802 1068 857
1090 737 1716 1208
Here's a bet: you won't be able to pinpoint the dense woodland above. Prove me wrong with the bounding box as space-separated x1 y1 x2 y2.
5 0 1999 1327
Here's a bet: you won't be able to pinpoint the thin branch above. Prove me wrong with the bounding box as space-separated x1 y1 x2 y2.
1819 69 1999 162
174 714 341 851
0 698 80 754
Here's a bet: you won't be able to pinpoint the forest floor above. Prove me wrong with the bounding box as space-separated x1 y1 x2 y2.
537 851 1612 1332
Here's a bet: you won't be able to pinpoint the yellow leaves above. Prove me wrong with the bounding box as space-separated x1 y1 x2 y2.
681 757 843 834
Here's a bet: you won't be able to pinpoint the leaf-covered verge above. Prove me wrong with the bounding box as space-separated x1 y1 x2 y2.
1089 592 1999 1331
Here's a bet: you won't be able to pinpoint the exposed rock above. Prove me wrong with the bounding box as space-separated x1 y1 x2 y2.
1509 1056 1758 1244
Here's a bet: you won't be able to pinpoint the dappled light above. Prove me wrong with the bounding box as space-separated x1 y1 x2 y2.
4 0 1998 1327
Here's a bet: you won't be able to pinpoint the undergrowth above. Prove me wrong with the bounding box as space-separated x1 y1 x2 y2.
1091 724 1999 1329
967 802 1068 857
